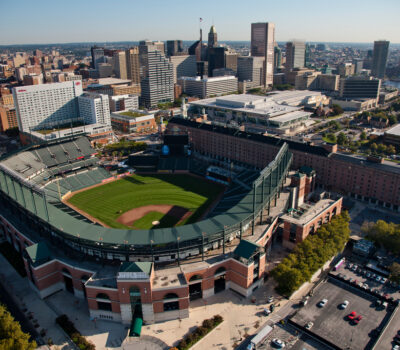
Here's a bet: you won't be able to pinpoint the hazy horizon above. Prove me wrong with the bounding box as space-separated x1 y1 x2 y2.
1 0 399 46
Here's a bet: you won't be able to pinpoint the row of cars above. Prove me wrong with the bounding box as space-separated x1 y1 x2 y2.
347 263 388 284
315 299 363 325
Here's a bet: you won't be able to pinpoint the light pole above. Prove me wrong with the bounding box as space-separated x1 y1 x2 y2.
177 236 181 265
150 240 154 263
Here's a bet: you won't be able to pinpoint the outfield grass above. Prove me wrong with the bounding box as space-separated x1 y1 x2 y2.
67 174 224 229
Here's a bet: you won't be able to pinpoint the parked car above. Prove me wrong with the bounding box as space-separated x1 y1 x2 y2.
347 311 357 320
366 272 371 278
300 296 309 306
381 278 387 284
267 296 274 303
352 315 363 324
339 300 349 309
264 308 271 316
271 338 285 348
376 276 382 283
318 299 328 307
305 321 314 329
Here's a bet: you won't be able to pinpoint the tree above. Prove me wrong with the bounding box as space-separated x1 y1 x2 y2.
387 145 396 155
0 304 37 350
332 104 344 116
337 132 347 146
377 143 387 154
388 114 398 125
370 143 378 153
389 262 400 283
326 133 337 143
360 131 367 141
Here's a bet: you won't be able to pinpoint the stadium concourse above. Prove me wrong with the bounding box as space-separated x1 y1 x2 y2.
0 132 342 326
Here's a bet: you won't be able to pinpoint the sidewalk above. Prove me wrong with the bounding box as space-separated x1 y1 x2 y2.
0 254 74 349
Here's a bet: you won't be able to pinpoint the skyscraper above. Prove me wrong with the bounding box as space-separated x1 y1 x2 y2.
113 51 128 80
208 47 225 77
13 81 83 132
372 40 390 79
250 22 275 86
285 41 306 73
167 40 184 56
125 47 140 84
274 46 282 71
139 42 174 108
208 25 218 48
91 46 105 69
78 93 111 126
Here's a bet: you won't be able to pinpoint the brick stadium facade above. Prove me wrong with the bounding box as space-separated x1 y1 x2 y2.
168 117 400 211
0 129 345 325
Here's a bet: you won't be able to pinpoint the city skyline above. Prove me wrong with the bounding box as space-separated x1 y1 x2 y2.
1 0 400 45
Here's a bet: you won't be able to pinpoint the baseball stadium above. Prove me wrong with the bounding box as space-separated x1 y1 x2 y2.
0 117 344 325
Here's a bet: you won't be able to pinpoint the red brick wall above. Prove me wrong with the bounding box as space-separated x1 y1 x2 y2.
170 122 400 207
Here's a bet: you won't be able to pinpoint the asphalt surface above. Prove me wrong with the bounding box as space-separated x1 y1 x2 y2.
291 279 388 350
0 279 42 345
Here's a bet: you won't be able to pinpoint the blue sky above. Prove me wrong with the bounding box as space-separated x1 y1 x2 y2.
1 0 399 45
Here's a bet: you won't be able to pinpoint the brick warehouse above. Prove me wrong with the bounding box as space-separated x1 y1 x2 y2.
168 117 400 211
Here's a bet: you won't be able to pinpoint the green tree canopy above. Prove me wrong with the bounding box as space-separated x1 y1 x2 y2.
0 304 37 350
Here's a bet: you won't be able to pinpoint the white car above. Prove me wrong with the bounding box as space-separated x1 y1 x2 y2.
380 278 387 284
267 296 274 303
339 300 349 309
271 338 285 348
305 321 314 329
318 299 328 307
264 308 271 316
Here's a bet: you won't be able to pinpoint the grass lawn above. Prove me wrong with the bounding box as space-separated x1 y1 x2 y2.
133 211 180 229
67 174 224 229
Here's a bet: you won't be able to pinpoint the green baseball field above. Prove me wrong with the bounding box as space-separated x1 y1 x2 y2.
66 174 224 229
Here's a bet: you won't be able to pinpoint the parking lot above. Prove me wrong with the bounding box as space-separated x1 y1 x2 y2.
331 259 400 301
291 279 389 350
245 323 325 350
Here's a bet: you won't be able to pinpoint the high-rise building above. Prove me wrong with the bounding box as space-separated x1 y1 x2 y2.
153 41 165 55
208 47 225 77
337 62 355 77
13 81 83 132
285 41 305 73
169 55 197 83
77 93 111 126
113 51 128 79
178 76 238 99
125 48 140 84
237 56 265 88
208 25 218 48
189 29 203 62
274 46 282 71
224 51 238 73
250 22 275 86
339 76 381 99
166 40 184 56
0 105 18 132
139 43 174 108
353 59 364 74
372 40 390 79
91 46 105 69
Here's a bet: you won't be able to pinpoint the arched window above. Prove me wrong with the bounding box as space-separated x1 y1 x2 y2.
189 274 203 282
215 266 226 275
163 293 179 312
96 293 110 300
332 207 337 216
163 293 179 300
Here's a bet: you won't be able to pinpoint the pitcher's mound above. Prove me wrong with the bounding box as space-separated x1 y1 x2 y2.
116 204 191 227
